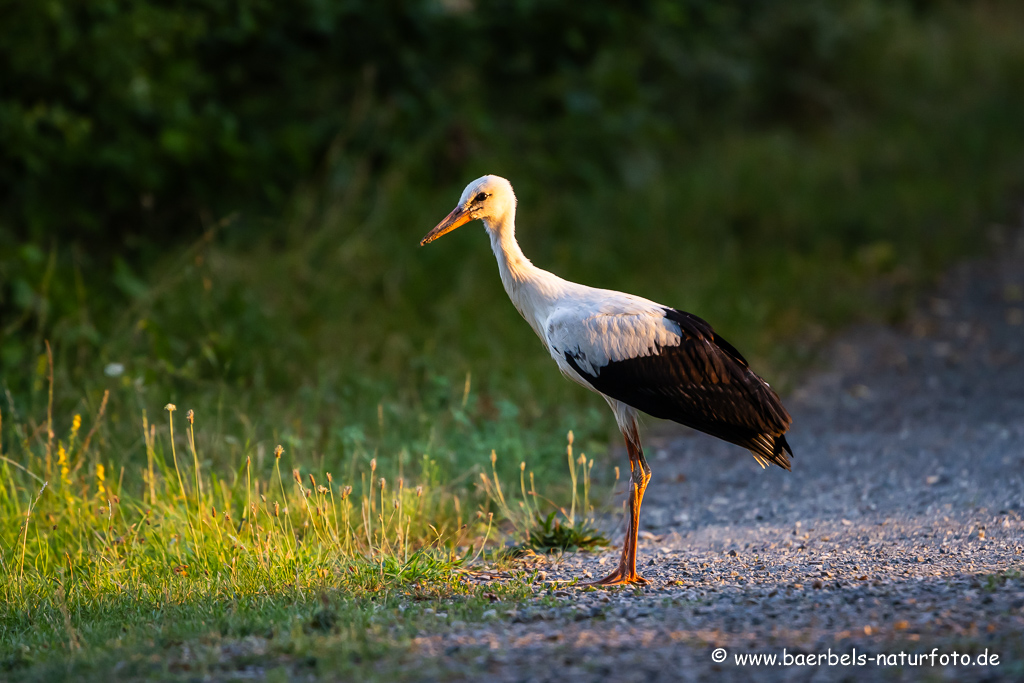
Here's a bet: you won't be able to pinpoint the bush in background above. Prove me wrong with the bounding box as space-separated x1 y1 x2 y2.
2 0 964 244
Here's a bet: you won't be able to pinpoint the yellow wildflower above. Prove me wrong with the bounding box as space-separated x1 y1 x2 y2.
96 463 106 498
68 414 82 454
58 443 70 483
58 443 74 505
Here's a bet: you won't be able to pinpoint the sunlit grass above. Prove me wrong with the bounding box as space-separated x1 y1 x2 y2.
2 400 468 598
0 359 611 680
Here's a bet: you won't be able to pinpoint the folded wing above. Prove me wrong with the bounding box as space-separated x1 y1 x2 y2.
547 302 792 469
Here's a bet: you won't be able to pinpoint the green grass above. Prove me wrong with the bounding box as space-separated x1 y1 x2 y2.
4 2 1024 679
0 369 601 681
2 572 532 681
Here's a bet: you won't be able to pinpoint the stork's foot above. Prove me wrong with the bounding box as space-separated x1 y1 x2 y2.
585 568 649 587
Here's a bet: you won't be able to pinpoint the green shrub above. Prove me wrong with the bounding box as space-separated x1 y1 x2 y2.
1 0 958 245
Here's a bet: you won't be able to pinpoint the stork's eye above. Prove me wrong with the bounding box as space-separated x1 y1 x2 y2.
473 192 488 203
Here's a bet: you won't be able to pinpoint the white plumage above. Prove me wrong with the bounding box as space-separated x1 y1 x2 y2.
421 175 793 585
547 301 687 386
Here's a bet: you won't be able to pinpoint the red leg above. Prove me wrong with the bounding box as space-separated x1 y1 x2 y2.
588 424 651 586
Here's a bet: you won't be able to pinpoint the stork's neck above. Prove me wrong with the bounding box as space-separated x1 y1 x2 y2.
488 217 532 287
484 214 564 336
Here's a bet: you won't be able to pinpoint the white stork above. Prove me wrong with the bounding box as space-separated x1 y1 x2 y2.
420 175 793 585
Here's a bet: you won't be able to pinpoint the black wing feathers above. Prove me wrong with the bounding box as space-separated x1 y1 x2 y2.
564 307 793 469
665 309 752 370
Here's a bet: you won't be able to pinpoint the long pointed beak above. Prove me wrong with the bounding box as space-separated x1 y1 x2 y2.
420 206 472 246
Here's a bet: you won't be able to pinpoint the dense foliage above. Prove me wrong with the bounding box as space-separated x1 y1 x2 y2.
1 0 949 243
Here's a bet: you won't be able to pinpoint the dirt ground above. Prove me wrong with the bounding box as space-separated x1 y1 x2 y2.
403 228 1024 682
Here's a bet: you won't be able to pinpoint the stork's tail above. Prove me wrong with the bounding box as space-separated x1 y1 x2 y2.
749 433 793 471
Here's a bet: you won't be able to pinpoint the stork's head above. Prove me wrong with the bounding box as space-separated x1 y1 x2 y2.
420 175 516 246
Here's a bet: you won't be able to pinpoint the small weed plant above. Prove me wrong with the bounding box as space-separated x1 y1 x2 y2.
478 430 612 554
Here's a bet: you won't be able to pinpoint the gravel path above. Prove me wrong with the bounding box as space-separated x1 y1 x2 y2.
406 229 1024 682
